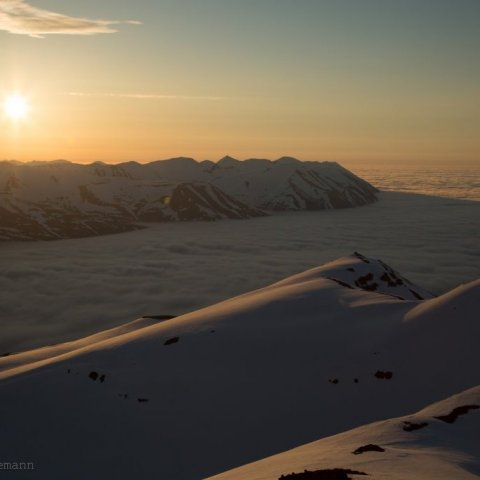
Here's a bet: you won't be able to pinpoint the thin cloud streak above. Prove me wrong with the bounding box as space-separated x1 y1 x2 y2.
65 92 232 101
0 0 139 37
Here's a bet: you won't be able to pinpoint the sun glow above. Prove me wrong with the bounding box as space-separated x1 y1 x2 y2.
4 94 29 120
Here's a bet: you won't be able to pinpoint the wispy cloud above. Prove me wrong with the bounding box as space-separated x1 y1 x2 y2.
65 92 231 101
0 0 139 37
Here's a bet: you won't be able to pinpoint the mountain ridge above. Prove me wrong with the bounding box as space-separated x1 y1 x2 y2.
0 157 378 240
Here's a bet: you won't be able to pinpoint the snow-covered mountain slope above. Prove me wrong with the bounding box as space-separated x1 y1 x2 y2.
0 161 264 240
0 316 171 373
209 386 480 480
275 252 435 300
0 255 477 480
146 156 379 211
0 157 377 240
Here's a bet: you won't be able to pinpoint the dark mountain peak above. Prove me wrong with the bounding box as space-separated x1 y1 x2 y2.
218 155 240 166
161 157 197 164
275 156 301 165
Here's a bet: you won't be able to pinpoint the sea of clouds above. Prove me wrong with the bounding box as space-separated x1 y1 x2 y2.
1 191 479 353
354 166 480 201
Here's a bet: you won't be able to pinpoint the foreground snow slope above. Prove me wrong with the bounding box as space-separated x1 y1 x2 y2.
0 316 169 373
208 386 480 480
0 255 478 479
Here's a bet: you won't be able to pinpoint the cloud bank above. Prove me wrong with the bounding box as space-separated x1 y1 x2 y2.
354 167 480 202
0 0 139 37
0 191 478 354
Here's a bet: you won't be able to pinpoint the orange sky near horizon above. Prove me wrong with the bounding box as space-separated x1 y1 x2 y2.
2 89 477 167
0 1 479 167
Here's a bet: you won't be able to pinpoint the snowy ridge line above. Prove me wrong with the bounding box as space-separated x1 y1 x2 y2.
0 157 377 240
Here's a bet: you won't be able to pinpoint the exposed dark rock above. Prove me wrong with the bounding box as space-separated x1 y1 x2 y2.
99 374 106 383
353 378 359 383
279 468 368 479
137 398 149 403
374 371 393 379
88 371 99 381
355 273 373 285
380 272 403 287
378 260 434 299
434 405 479 424
408 289 424 300
383 292 407 301
169 183 264 221
352 444 385 455
355 273 378 292
329 378 339 384
403 421 429 432
347 268 355 272
326 277 354 289
353 252 370 263
164 336 180 346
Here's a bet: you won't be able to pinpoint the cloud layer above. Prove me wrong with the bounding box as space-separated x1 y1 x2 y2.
65 92 229 101
0 0 139 37
0 191 478 354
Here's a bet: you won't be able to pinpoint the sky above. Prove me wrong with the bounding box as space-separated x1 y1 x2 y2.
0 0 479 166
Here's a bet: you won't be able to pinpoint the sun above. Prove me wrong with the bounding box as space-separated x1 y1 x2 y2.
4 94 29 120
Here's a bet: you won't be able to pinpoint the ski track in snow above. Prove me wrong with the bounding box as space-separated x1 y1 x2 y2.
0 191 478 353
